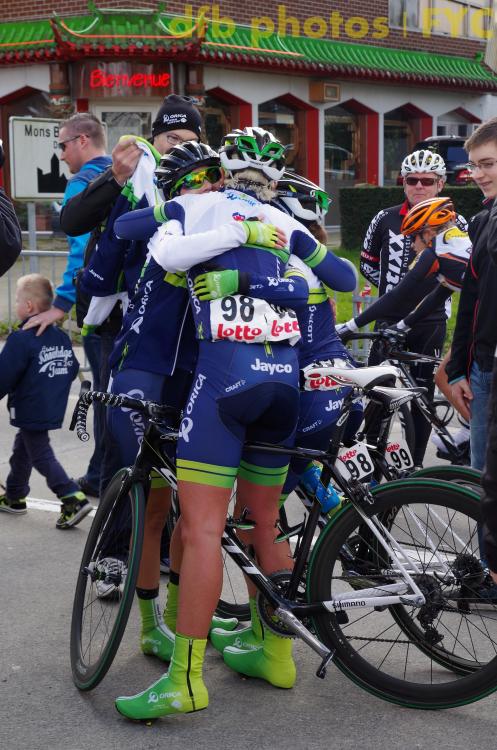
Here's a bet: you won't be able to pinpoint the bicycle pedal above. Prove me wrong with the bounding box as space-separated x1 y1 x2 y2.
316 650 335 679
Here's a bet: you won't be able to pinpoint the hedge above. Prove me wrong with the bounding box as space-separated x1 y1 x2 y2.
339 186 484 250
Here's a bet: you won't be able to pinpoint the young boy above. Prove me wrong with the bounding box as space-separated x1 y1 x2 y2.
0 274 91 528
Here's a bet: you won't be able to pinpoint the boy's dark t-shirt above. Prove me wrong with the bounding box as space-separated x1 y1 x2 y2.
0 321 79 430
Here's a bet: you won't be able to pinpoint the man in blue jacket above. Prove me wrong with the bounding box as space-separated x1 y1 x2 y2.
24 113 112 497
0 274 90 528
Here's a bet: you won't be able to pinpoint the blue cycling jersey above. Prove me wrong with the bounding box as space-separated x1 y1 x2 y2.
109 255 196 376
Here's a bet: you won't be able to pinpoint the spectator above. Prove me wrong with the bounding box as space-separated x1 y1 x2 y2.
359 150 467 467
24 113 112 498
447 118 497 473
0 274 90 528
474 119 497 585
0 139 22 276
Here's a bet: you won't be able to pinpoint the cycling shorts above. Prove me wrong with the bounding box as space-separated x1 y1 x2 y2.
176 340 300 489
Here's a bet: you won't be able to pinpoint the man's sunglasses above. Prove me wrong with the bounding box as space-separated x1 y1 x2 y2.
404 176 438 186
173 166 223 193
57 135 83 152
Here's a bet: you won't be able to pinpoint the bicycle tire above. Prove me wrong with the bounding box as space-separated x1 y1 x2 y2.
70 469 146 691
307 478 497 709
413 465 482 492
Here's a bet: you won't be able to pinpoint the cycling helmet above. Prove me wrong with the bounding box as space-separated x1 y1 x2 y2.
401 149 446 177
155 141 220 198
400 197 455 236
219 127 286 181
277 171 331 223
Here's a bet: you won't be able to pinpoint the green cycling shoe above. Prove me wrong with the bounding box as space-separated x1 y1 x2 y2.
223 628 296 689
116 634 208 721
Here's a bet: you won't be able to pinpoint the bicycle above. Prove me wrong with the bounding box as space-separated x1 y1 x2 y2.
343 330 470 466
68 375 497 709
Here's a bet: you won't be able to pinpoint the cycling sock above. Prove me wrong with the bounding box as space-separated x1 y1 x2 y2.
210 597 262 653
138 591 175 663
115 634 209 721
164 576 238 633
223 626 296 689
163 577 179 632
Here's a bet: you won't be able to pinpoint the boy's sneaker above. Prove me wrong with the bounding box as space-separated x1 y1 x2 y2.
160 556 170 574
0 495 27 515
76 476 99 499
56 492 92 529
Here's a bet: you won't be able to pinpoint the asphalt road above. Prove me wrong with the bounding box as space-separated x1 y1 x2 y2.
1 362 496 750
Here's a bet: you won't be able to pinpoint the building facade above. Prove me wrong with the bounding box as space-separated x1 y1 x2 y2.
1 0 496 221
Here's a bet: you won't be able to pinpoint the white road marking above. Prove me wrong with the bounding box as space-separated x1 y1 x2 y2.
26 496 96 516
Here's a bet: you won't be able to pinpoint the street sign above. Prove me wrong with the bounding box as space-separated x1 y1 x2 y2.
8 116 71 200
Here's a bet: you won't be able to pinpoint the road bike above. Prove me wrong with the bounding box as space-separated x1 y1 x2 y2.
68 371 497 710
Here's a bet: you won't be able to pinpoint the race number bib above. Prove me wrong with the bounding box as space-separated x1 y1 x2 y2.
336 442 374 481
385 438 414 471
210 295 300 345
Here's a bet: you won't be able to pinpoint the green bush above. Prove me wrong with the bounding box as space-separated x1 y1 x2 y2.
339 186 484 250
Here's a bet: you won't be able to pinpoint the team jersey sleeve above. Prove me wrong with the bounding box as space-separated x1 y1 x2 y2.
354 247 437 327
360 211 383 287
238 264 309 307
148 221 250 272
402 284 453 328
290 229 357 292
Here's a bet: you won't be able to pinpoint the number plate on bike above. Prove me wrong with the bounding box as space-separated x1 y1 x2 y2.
336 442 374 481
385 438 414 471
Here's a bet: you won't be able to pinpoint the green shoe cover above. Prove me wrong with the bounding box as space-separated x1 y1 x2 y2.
210 624 261 654
141 623 175 662
210 615 238 632
116 634 208 721
223 631 296 689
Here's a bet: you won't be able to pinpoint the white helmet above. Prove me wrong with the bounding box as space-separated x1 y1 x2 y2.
219 127 286 181
401 149 446 177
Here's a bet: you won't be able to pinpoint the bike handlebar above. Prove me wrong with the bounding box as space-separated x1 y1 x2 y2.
69 381 180 442
341 330 441 365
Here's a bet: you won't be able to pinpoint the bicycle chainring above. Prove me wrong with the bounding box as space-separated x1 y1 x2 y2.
256 570 295 638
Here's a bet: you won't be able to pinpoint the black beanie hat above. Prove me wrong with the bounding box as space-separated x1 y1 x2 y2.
151 94 202 140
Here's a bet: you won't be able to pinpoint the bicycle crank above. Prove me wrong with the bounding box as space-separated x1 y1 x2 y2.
274 607 335 679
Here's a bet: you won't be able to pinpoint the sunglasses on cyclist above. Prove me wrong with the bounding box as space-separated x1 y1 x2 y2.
404 176 439 186
280 188 331 212
172 166 223 193
235 136 286 161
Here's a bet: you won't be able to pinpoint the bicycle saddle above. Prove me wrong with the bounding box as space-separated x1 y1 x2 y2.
301 362 399 391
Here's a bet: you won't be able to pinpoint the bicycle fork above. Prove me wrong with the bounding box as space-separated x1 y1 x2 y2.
221 527 336 679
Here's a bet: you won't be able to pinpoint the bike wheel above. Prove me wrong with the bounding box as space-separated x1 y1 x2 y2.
216 486 250 621
413 465 482 493
70 469 146 691
307 478 497 709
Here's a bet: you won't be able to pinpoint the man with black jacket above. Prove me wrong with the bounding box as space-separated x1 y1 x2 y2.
0 140 22 276
447 120 497 475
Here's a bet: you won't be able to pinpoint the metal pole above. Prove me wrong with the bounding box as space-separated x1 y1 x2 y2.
27 202 39 273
